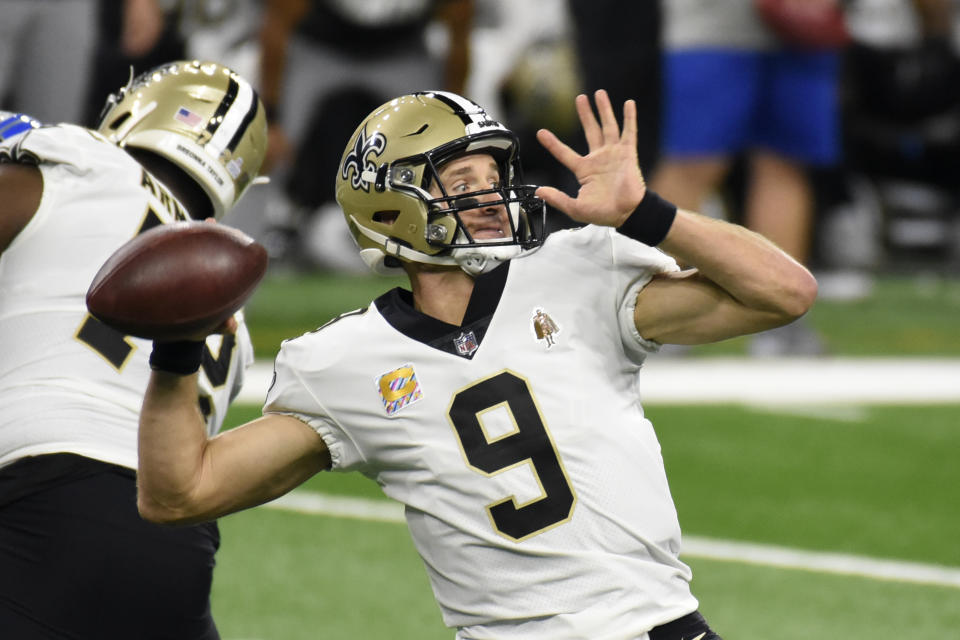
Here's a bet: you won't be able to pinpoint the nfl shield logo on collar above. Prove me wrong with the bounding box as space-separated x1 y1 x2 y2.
453 330 479 356
377 364 423 416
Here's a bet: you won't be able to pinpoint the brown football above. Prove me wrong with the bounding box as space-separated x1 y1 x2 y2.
86 221 268 341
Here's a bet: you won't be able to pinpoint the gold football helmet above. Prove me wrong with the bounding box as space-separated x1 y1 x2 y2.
335 91 546 275
97 60 267 219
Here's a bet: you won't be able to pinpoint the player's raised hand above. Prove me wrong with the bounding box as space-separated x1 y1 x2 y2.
535 90 647 227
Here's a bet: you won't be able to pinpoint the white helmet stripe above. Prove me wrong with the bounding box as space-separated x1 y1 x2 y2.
206 75 257 157
429 91 509 136
429 91 485 123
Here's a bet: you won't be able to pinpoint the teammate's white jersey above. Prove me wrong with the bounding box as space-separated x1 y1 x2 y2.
265 225 698 639
0 124 253 470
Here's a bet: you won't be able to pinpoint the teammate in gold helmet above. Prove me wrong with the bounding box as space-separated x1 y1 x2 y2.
98 59 268 220
0 60 265 638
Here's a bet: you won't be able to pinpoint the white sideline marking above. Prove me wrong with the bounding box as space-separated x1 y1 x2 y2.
681 536 960 589
746 403 870 422
263 490 960 590
266 490 404 523
637 357 960 405
239 358 960 405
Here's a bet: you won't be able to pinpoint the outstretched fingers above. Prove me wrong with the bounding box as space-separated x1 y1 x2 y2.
575 93 602 151
593 89 621 144
536 127 582 173
621 98 637 147
536 90 645 225
535 185 576 215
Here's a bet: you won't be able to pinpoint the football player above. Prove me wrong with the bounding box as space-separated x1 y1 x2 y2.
0 61 267 638
137 89 817 639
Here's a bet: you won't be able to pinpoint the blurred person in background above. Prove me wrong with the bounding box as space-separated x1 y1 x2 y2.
0 0 97 124
257 0 474 271
501 0 662 233
569 0 662 178
492 0 581 221
0 61 266 639
82 0 186 127
651 0 845 356
838 0 960 276
83 0 268 128
179 0 263 81
463 0 662 234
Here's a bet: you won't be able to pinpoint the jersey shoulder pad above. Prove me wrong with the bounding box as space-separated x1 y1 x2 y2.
277 306 372 370
0 111 41 144
314 306 369 333
541 224 616 252
3 124 121 171
539 224 679 274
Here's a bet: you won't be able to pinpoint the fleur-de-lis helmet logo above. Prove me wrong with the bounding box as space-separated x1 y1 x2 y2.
341 128 386 192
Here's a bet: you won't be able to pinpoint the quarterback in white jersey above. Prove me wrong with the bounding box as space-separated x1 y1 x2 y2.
0 61 267 639
137 89 817 639
265 225 694 637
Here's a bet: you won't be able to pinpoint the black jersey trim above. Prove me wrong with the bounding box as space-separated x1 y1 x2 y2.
374 262 510 359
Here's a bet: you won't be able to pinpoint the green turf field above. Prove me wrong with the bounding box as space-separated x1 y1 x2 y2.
208 274 960 639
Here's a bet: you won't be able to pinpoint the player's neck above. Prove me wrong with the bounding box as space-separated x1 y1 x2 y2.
406 266 475 326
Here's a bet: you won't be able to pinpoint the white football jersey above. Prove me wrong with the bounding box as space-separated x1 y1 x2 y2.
265 226 699 639
0 124 253 470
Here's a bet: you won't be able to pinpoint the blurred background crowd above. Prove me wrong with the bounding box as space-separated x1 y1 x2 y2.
3 0 960 354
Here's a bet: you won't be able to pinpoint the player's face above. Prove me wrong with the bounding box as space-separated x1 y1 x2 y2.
432 153 510 241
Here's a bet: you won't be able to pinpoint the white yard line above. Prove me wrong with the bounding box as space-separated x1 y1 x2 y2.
637 357 960 405
239 357 960 405
680 536 960 588
263 490 960 590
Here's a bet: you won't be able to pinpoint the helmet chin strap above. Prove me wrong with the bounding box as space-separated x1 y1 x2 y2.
452 244 521 276
350 215 522 277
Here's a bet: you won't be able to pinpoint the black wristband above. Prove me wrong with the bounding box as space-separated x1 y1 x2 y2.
617 190 677 246
149 340 205 375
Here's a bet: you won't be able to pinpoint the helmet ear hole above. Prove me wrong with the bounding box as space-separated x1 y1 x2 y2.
372 210 400 225
106 113 131 131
